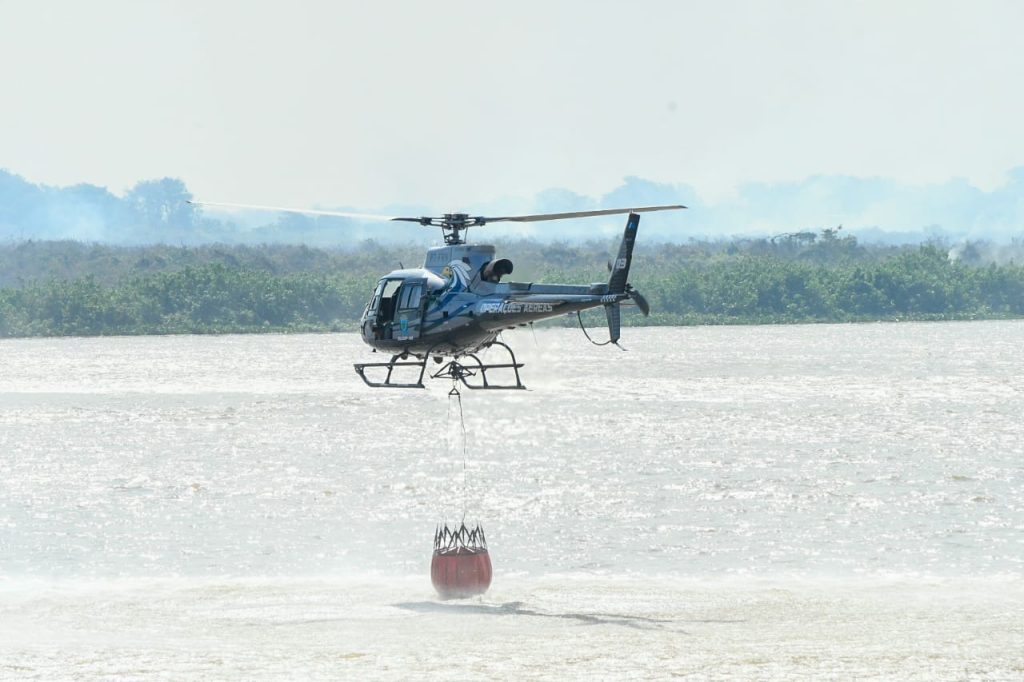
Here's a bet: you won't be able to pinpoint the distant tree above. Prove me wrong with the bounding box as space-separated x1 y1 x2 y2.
801 225 862 264
125 178 197 233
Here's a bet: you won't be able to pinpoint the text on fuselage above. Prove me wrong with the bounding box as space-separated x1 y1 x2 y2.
478 301 554 314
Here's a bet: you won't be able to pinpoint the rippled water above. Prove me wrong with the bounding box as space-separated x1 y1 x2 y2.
2 322 1022 679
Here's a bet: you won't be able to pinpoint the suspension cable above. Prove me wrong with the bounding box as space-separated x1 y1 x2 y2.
447 382 468 517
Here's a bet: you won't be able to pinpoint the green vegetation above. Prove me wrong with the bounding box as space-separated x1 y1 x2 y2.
1 231 1022 337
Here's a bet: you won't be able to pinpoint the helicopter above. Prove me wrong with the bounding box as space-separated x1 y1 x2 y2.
189 201 685 389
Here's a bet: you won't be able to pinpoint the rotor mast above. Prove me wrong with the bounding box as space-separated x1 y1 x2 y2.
441 214 474 245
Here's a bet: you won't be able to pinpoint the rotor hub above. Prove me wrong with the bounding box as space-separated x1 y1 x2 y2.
434 213 485 245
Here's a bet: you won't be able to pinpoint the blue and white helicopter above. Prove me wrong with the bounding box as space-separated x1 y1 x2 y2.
190 202 685 388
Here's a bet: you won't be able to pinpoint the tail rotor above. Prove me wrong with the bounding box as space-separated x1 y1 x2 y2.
627 285 650 317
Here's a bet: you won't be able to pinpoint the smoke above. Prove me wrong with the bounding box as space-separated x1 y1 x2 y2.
947 238 1024 265
2 166 1023 245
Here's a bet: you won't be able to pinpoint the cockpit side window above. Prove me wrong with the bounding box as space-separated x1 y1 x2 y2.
398 283 423 310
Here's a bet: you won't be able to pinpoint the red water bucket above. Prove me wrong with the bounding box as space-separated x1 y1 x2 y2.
431 547 492 598
431 523 492 598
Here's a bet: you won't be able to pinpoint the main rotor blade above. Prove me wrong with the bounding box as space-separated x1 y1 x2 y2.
188 200 398 221
189 201 687 228
486 205 686 223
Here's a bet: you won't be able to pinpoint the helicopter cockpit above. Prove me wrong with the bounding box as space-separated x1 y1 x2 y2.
363 268 447 341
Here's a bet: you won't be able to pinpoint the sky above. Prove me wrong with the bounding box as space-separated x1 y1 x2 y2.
2 0 1024 222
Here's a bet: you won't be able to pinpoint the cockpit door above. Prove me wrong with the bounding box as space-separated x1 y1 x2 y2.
365 278 402 340
393 278 427 340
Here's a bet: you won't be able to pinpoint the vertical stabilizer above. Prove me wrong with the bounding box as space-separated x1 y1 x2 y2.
604 301 621 344
607 212 640 294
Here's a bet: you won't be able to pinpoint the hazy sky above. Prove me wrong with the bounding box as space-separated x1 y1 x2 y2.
2 0 1023 211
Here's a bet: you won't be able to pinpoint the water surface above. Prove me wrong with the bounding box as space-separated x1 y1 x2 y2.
2 322 1022 678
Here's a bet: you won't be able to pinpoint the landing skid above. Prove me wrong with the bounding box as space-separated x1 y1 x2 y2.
353 357 432 389
354 341 526 390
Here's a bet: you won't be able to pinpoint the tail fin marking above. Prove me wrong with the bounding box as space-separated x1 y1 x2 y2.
607 212 640 294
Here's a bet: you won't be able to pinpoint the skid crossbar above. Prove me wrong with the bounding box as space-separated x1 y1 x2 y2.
353 356 430 388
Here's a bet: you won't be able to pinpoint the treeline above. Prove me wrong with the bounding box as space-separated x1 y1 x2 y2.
0 265 369 336
0 239 425 288
0 233 1022 337
631 245 1024 325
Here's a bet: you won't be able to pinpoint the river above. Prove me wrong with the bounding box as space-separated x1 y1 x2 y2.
1 322 1022 679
